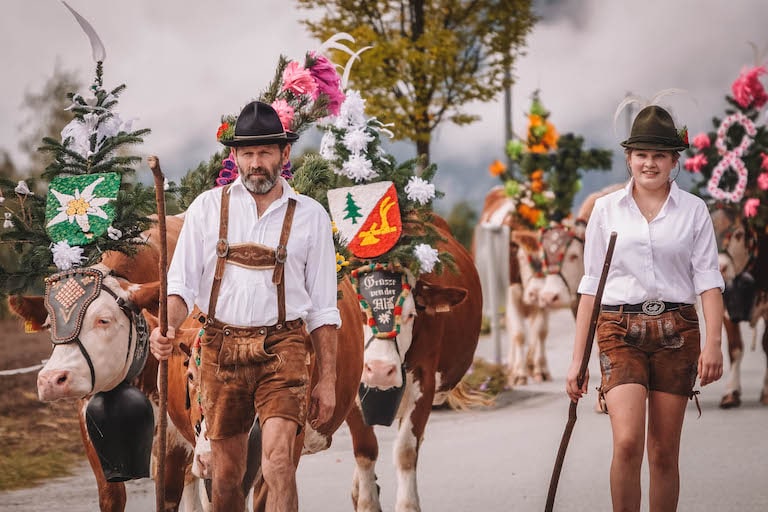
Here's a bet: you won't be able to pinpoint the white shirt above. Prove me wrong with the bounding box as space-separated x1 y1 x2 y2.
167 176 341 331
577 179 724 305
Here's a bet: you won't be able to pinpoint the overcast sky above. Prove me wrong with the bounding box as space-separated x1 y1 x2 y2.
3 0 768 214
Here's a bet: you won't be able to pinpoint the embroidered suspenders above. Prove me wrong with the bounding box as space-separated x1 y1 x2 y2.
206 184 298 326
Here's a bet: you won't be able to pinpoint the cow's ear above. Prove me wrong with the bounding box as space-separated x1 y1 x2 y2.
8 296 48 332
511 231 539 254
128 281 161 316
413 281 467 314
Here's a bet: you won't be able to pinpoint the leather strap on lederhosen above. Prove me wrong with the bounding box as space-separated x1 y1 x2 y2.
206 184 298 326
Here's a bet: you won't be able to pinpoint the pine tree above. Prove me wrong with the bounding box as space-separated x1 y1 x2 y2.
685 65 768 233
343 192 363 224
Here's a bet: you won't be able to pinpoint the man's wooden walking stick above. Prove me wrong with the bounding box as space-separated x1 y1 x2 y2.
148 156 169 512
544 231 617 512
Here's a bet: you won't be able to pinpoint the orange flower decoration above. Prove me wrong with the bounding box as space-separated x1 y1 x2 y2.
489 159 507 177
531 169 544 181
542 122 559 149
530 181 544 193
517 204 541 226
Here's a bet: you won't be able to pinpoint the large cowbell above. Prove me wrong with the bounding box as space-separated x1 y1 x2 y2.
85 381 154 482
359 365 407 426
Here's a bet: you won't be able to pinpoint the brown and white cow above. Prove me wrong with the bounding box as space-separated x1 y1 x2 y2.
345 216 482 512
475 187 585 385
710 206 768 408
9 217 208 512
13 214 366 511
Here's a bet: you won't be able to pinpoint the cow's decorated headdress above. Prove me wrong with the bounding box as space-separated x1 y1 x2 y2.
0 2 156 297
685 56 768 232
488 91 612 229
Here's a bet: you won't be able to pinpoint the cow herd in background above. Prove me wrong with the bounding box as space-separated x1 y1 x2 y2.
7 181 768 511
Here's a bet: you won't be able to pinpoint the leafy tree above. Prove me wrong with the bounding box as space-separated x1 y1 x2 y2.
0 151 18 182
17 65 81 185
295 0 536 163
445 200 478 249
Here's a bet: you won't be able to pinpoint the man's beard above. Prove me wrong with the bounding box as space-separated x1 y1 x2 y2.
241 165 279 194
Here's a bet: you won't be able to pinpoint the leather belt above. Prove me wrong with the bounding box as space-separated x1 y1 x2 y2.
203 317 305 337
601 301 691 315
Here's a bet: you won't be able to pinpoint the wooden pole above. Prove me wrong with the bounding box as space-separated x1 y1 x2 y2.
544 231 617 512
148 156 168 512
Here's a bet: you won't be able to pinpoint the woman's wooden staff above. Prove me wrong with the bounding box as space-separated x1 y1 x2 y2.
544 231 617 512
148 156 169 512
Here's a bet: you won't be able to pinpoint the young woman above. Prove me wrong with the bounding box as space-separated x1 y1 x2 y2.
566 105 725 512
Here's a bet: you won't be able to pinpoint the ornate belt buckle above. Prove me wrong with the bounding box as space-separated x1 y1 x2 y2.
641 300 665 316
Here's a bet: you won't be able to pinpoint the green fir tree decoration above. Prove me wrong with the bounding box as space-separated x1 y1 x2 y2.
0 61 155 296
343 192 363 224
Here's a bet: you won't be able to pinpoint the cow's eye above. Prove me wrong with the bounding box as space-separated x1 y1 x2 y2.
568 253 579 262
97 318 110 326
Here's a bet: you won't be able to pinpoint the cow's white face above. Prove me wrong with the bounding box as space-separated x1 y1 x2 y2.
37 276 140 401
537 236 584 310
522 277 544 306
360 289 417 390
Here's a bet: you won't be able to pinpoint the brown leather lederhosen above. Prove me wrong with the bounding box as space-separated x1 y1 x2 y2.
199 185 310 439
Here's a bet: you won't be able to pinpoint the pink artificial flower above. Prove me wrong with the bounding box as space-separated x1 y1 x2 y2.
744 198 760 218
684 153 708 173
760 152 768 171
758 172 768 191
731 66 768 109
308 52 346 116
692 133 710 150
271 99 295 131
281 61 318 97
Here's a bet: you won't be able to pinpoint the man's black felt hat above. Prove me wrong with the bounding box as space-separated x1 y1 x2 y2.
221 101 298 147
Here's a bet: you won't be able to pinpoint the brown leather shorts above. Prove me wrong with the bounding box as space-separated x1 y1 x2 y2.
199 320 310 440
596 305 700 398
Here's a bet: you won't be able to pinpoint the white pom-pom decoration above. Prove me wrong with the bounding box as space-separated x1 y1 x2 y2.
405 176 435 205
413 243 439 273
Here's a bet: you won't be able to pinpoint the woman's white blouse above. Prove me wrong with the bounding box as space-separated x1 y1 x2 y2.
167 177 341 331
577 179 724 305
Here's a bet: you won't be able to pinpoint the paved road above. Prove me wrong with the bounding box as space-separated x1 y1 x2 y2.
2 310 766 511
